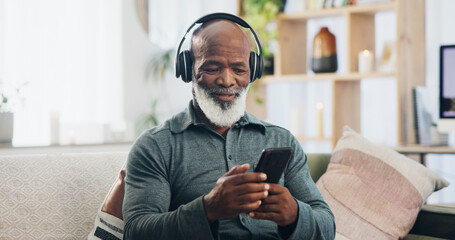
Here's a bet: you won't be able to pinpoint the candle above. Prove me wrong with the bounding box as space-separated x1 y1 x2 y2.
316 103 323 138
290 108 303 137
358 50 374 73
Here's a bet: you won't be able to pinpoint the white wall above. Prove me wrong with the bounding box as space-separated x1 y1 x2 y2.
121 0 157 140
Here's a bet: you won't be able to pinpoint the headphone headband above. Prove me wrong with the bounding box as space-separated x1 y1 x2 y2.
175 12 263 82
196 12 250 28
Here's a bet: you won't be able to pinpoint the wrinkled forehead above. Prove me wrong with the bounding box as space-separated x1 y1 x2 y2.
190 20 251 57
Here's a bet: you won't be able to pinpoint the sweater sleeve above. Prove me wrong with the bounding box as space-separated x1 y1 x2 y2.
279 137 336 240
122 134 217 240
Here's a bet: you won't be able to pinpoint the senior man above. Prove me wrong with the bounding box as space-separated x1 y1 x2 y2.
123 13 335 240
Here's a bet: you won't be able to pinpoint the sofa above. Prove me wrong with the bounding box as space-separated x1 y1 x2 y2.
0 152 127 239
307 153 455 240
0 151 453 239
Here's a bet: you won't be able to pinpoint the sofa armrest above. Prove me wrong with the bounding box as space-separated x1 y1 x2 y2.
408 204 455 239
306 153 331 182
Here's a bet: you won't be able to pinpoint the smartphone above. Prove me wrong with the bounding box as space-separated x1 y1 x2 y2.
254 147 294 183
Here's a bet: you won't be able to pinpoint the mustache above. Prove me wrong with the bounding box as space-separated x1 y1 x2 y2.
201 86 244 96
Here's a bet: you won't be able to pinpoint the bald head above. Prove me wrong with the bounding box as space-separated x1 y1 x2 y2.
190 20 251 75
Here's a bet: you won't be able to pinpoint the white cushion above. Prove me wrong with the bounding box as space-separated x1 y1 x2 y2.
316 126 449 239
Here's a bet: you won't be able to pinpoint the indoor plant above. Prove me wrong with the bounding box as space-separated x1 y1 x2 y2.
136 48 175 135
242 0 285 74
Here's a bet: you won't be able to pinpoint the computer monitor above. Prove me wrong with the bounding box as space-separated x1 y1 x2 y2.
438 44 455 133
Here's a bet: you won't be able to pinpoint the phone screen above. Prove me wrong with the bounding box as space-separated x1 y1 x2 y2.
254 147 294 183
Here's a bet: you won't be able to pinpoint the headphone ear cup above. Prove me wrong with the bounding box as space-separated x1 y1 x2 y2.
176 51 184 79
249 52 256 82
179 50 193 83
249 51 263 82
257 53 263 79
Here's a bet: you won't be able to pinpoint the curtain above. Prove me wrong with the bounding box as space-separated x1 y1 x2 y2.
0 0 123 146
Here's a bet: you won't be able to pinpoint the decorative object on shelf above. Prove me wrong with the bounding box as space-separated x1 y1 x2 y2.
311 27 338 73
310 0 325 10
242 0 284 75
333 0 345 8
358 49 374 73
377 41 396 73
284 0 307 13
412 86 448 146
324 0 335 8
317 102 324 137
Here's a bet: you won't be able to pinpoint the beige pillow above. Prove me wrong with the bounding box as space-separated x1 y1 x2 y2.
316 126 449 239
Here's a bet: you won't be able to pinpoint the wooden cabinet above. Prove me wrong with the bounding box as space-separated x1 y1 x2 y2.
247 0 426 147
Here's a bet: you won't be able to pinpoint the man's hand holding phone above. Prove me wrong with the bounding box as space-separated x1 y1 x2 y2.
249 182 298 226
203 163 270 223
203 147 298 226
250 147 298 226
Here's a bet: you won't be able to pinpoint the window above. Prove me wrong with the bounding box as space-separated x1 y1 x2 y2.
0 0 237 147
1 0 123 146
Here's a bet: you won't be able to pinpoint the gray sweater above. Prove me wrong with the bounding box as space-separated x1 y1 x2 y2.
123 101 335 239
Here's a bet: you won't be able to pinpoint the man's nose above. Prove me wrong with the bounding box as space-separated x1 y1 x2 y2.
216 69 235 88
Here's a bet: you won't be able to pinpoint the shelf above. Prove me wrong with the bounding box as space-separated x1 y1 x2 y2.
296 136 333 142
261 72 396 84
246 0 425 147
393 145 455 154
393 144 455 165
278 2 396 20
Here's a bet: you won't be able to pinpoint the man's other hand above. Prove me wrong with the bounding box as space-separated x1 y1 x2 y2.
248 184 298 226
203 164 270 222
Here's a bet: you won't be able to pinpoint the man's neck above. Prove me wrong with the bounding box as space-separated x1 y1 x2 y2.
193 101 233 139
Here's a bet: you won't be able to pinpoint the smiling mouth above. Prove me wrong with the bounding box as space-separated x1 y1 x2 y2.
213 93 236 102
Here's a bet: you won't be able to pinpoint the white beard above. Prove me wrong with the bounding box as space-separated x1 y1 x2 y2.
192 79 249 127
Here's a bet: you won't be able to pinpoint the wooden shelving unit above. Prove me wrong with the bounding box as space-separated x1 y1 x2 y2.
279 2 396 19
247 0 426 147
296 136 333 142
261 72 396 83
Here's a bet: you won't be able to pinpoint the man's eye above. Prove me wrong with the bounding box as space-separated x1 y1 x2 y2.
204 68 219 73
207 69 218 72
234 69 247 74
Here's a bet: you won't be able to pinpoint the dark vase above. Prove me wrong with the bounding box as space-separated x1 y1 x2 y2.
263 56 274 75
311 27 338 73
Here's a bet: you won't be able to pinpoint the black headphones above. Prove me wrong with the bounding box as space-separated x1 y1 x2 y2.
175 12 264 83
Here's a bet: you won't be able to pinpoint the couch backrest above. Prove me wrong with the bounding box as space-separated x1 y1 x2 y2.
0 152 127 239
307 153 332 182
